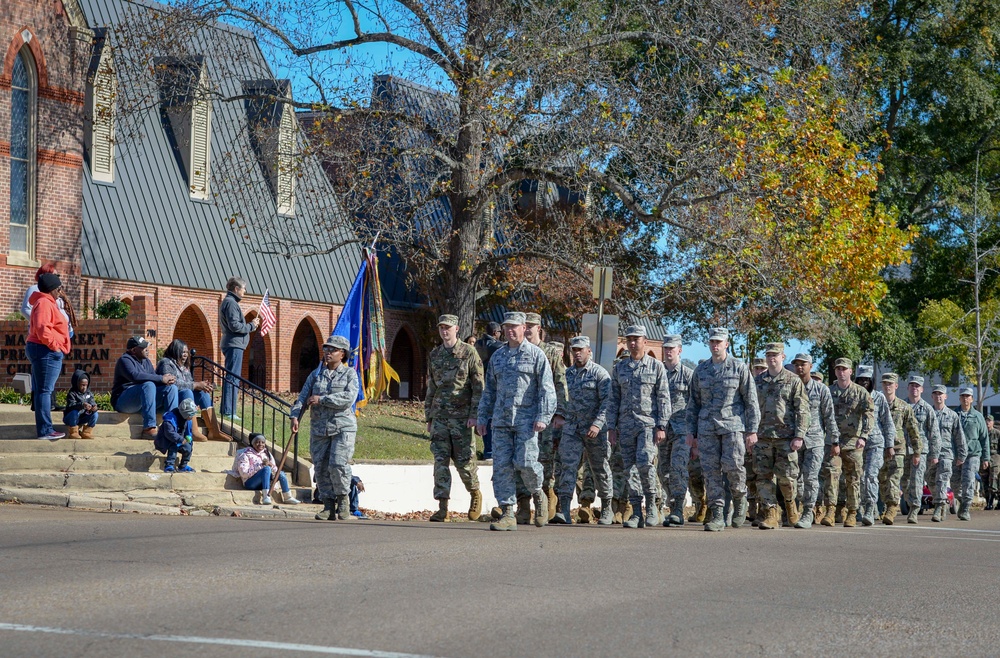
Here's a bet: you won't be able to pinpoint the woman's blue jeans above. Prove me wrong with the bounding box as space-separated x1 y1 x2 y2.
244 466 290 493
26 341 63 437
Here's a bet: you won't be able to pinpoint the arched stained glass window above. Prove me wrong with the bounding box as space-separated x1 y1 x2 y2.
10 49 35 256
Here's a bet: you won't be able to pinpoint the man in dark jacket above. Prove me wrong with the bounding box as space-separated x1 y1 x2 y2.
220 277 260 421
112 336 178 439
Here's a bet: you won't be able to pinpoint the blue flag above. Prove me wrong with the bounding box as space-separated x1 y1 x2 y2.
332 257 368 407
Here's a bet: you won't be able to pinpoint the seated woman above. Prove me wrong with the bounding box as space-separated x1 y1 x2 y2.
236 433 300 505
156 339 224 442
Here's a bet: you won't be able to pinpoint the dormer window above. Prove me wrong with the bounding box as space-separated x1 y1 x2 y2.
244 79 296 216
155 57 212 199
85 29 116 183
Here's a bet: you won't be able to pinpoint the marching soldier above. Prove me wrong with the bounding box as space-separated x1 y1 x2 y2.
878 373 922 525
987 415 1000 510
956 387 989 521
822 359 874 528
929 385 965 523
855 365 895 526
790 353 837 529
658 334 694 526
904 376 939 524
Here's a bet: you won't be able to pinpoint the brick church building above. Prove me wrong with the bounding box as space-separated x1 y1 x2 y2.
0 0 427 396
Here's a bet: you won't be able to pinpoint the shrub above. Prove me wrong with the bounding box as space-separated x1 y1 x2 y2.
93 297 130 319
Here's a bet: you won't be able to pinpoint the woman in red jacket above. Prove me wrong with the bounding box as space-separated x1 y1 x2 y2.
27 273 72 440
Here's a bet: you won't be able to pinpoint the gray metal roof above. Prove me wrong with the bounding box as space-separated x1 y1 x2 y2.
79 0 359 304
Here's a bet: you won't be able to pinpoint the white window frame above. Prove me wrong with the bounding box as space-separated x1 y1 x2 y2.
8 45 38 267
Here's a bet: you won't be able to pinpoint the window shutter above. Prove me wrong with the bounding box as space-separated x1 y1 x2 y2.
276 104 296 215
189 88 211 199
90 50 116 182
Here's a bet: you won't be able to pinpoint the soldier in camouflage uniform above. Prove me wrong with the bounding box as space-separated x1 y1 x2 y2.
986 415 1000 510
790 353 837 529
290 335 360 521
424 314 484 523
515 313 567 523
956 387 989 521
904 375 940 524
687 327 760 532
821 358 874 528
746 357 766 523
878 373 922 525
657 334 694 527
929 385 966 523
550 336 614 525
477 312 557 531
753 343 809 530
855 365 895 526
609 324 671 528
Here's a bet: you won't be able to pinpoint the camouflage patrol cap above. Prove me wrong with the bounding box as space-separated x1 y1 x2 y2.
324 335 350 351
502 312 526 326
663 334 682 348
550 341 564 350
833 358 853 370
881 372 899 384
987 414 994 422
752 358 766 369
764 342 784 355
708 327 729 341
856 365 874 380
569 335 590 349
437 314 459 327
624 325 646 337
959 386 974 397
791 353 812 364
931 384 947 394
908 375 924 386
524 312 542 326
810 372 824 383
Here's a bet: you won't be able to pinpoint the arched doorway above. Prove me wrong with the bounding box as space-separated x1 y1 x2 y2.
290 317 322 392
172 304 213 362
242 331 269 389
389 326 417 399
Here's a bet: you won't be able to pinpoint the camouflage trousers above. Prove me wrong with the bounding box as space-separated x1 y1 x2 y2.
826 447 862 511
902 454 928 509
612 438 641 500
796 445 823 509
577 459 596 502
619 424 658 504
928 457 953 505
310 430 356 500
956 455 981 505
878 451 905 507
820 445 841 508
754 438 799 508
429 418 480 500
746 451 757 503
517 425 561 497
861 445 884 513
656 430 690 503
989 455 1000 500
698 428 746 509
688 451 704 502
492 424 543 506
557 427 612 501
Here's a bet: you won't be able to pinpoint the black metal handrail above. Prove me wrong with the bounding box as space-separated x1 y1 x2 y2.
190 352 300 485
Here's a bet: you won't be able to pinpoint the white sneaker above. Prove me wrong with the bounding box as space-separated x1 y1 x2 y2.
261 495 272 505
283 496 300 505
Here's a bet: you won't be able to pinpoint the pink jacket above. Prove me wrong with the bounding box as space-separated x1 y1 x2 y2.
236 446 275 483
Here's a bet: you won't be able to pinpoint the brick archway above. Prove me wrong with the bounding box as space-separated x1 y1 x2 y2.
389 325 418 400
243 331 271 390
172 305 213 361
290 316 322 393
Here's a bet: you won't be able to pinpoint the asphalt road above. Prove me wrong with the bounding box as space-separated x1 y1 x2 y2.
2 504 999 658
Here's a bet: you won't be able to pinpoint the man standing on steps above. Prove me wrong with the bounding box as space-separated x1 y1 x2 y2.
790 353 837 529
686 327 759 532
753 342 810 530
659 334 694 527
609 324 671 529
477 312 556 531
929 385 965 523
956 387 989 522
878 373 922 525
220 277 261 422
823 359 874 528
550 336 614 525
290 335 359 522
424 314 484 523
904 376 939 524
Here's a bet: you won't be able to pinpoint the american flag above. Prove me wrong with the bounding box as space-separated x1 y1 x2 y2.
258 289 276 337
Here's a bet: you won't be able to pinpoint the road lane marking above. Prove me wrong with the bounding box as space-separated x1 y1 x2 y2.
0 623 445 658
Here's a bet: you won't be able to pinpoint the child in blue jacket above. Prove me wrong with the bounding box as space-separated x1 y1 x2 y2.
155 398 199 472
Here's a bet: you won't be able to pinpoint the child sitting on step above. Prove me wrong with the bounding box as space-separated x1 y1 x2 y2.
63 369 98 440
155 398 198 473
236 432 300 505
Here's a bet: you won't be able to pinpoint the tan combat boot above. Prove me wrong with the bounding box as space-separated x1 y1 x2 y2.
820 505 836 526
515 496 532 525
468 489 483 521
66 426 81 440
835 503 846 524
532 490 549 527
815 504 826 524
577 496 594 523
429 499 449 522
758 505 779 530
687 494 705 523
622 500 634 524
844 508 857 527
80 425 94 440
490 505 517 531
612 498 624 524
491 506 503 521
785 501 800 528
882 504 898 526
546 487 558 521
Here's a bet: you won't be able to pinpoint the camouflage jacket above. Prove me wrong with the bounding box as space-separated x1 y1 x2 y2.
989 427 1000 457
957 408 989 460
608 355 671 430
933 406 967 462
888 396 922 455
829 381 874 448
804 378 838 449
868 391 897 450
424 341 484 423
561 358 612 435
754 367 810 440
477 340 556 429
665 363 694 435
686 354 760 436
290 363 359 436
909 398 940 456
539 340 569 417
